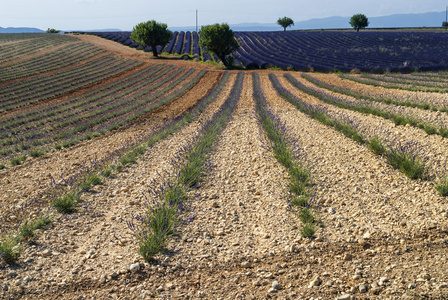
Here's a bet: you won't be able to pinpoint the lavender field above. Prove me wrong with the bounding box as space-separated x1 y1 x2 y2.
1 32 448 299
90 30 448 72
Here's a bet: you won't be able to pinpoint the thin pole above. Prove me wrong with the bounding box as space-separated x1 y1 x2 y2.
196 9 198 32
445 6 448 31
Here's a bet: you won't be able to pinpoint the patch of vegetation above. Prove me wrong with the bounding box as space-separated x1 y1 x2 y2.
0 234 21 263
436 176 448 196
79 174 102 191
29 149 45 158
10 155 26 166
18 214 53 239
52 192 80 213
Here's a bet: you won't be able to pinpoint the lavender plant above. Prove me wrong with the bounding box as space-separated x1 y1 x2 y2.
0 234 21 263
436 176 448 196
133 72 244 261
270 73 430 181
301 73 440 112
253 73 316 238
0 71 229 263
286 74 448 139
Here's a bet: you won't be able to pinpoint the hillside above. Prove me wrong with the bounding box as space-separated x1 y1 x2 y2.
0 27 45 33
0 33 448 299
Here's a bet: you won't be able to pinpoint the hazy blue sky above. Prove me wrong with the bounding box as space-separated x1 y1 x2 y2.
0 0 446 30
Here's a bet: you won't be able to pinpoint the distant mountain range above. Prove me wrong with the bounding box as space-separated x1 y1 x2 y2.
1 11 446 33
0 27 45 33
174 11 448 32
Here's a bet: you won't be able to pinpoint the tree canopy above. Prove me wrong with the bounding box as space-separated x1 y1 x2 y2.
277 17 294 31
349 14 369 32
46 28 60 33
443 21 448 30
199 23 239 68
130 20 173 57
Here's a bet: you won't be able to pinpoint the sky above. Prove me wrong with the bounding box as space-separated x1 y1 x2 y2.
0 0 447 31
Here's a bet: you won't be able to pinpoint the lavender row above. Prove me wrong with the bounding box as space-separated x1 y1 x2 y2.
0 67 199 163
131 72 244 260
0 56 143 112
0 42 106 82
285 74 448 138
85 31 219 61
360 73 448 90
233 31 448 72
0 64 168 130
302 74 448 113
340 74 448 93
0 70 229 263
253 72 317 237
1 55 118 102
0 65 176 143
269 73 438 182
0 34 78 64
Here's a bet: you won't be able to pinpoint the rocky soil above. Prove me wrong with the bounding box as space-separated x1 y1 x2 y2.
1 36 448 300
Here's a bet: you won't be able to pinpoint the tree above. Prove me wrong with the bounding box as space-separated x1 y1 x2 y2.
199 23 239 68
46 28 60 33
277 17 294 31
130 20 173 57
349 14 369 32
443 21 448 30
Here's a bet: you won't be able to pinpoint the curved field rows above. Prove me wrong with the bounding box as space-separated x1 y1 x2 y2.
308 73 448 111
1 34 448 300
278 73 448 178
88 30 448 72
0 68 221 223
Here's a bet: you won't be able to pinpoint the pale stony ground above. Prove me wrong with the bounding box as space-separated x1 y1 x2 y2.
1 36 448 300
312 73 448 111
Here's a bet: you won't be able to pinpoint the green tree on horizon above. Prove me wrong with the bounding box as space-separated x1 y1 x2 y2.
130 20 173 57
46 28 60 33
277 17 294 31
349 14 369 32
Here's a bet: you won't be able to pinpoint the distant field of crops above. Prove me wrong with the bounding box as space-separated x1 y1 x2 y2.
87 30 448 72
0 33 78 64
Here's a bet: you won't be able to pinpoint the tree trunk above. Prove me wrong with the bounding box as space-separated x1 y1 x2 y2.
151 43 158 57
284 27 286 32
356 28 360 32
218 54 228 68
